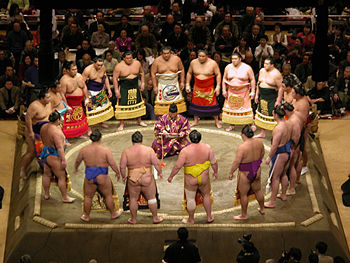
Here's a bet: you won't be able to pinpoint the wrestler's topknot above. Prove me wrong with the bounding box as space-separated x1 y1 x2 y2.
241 125 254 138
90 129 102 142
189 130 201 143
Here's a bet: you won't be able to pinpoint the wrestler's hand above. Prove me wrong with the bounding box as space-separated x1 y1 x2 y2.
222 90 227 99
180 82 185 90
254 95 259 104
115 91 121 99
274 100 281 107
249 92 255 100
167 176 173 183
28 131 34 141
67 106 73 113
213 172 218 181
153 87 158 95
229 173 234 180
115 173 120 181
185 84 191 94
122 177 126 184
61 159 67 169
140 83 145 92
265 156 271 165
107 89 112 98
215 86 220 96
84 98 90 107
158 173 163 180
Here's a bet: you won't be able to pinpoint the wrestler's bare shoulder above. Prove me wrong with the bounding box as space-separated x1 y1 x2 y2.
271 68 282 77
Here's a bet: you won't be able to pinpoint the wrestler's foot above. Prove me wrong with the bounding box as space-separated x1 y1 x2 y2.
78 135 88 139
111 209 123 220
101 123 109 128
251 124 257 132
138 121 147 127
44 194 50 200
254 131 266 138
234 214 248 220
286 189 296 196
153 216 164 224
190 121 199 127
87 129 92 136
62 196 76 203
264 201 276 208
296 180 302 184
65 141 72 147
277 193 287 201
80 214 90 222
127 218 137 224
215 122 222 129
207 215 214 223
117 125 124 131
258 207 265 215
181 218 194 224
225 125 234 132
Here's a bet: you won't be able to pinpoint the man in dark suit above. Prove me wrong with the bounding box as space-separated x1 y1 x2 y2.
88 11 111 37
166 24 188 55
53 51 67 80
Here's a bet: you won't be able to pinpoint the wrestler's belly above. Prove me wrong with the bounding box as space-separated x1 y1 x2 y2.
120 74 138 79
259 84 276 90
195 74 214 80
226 79 249 87
67 88 83 97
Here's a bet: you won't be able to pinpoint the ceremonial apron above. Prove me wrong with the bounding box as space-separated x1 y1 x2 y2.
86 76 114 125
154 71 186 115
62 95 89 138
114 76 146 120
222 82 253 125
188 75 220 117
255 86 277 130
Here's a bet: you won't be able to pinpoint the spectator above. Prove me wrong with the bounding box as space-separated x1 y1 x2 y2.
170 2 183 24
141 86 157 120
88 11 111 37
213 51 227 77
209 5 225 34
135 25 158 57
19 40 38 65
64 9 85 30
62 22 84 50
160 14 176 45
6 21 29 71
136 49 150 76
53 51 67 80
188 17 211 51
23 56 40 91
182 0 205 25
59 16 75 42
0 65 20 88
18 54 31 82
77 53 92 74
76 39 96 63
0 79 20 119
246 24 263 55
254 35 274 68
297 24 315 52
295 53 312 85
333 66 350 115
90 24 109 49
214 12 239 42
215 25 236 63
243 51 259 76
338 50 350 78
278 247 302 263
7 0 29 14
0 49 13 76
9 14 31 40
239 6 256 34
140 14 161 42
270 23 288 48
236 234 260 263
180 41 195 67
307 81 332 115
103 41 121 62
328 55 338 89
163 227 201 263
112 15 134 41
115 29 132 54
333 256 345 263
104 50 118 79
167 23 188 55
328 25 345 64
282 63 301 89
246 16 266 35
286 37 304 72
139 5 161 30
315 241 333 263
233 36 252 60
183 50 197 74
273 50 285 72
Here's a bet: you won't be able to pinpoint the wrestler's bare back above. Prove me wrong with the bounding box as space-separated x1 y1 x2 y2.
60 73 85 96
272 121 292 147
180 143 214 168
78 144 112 168
283 89 295 104
41 123 65 150
293 96 310 124
122 144 155 169
190 58 217 79
238 139 265 163
153 55 182 74
114 60 141 79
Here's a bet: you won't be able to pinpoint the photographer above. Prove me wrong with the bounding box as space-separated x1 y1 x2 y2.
278 247 302 263
236 234 260 263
